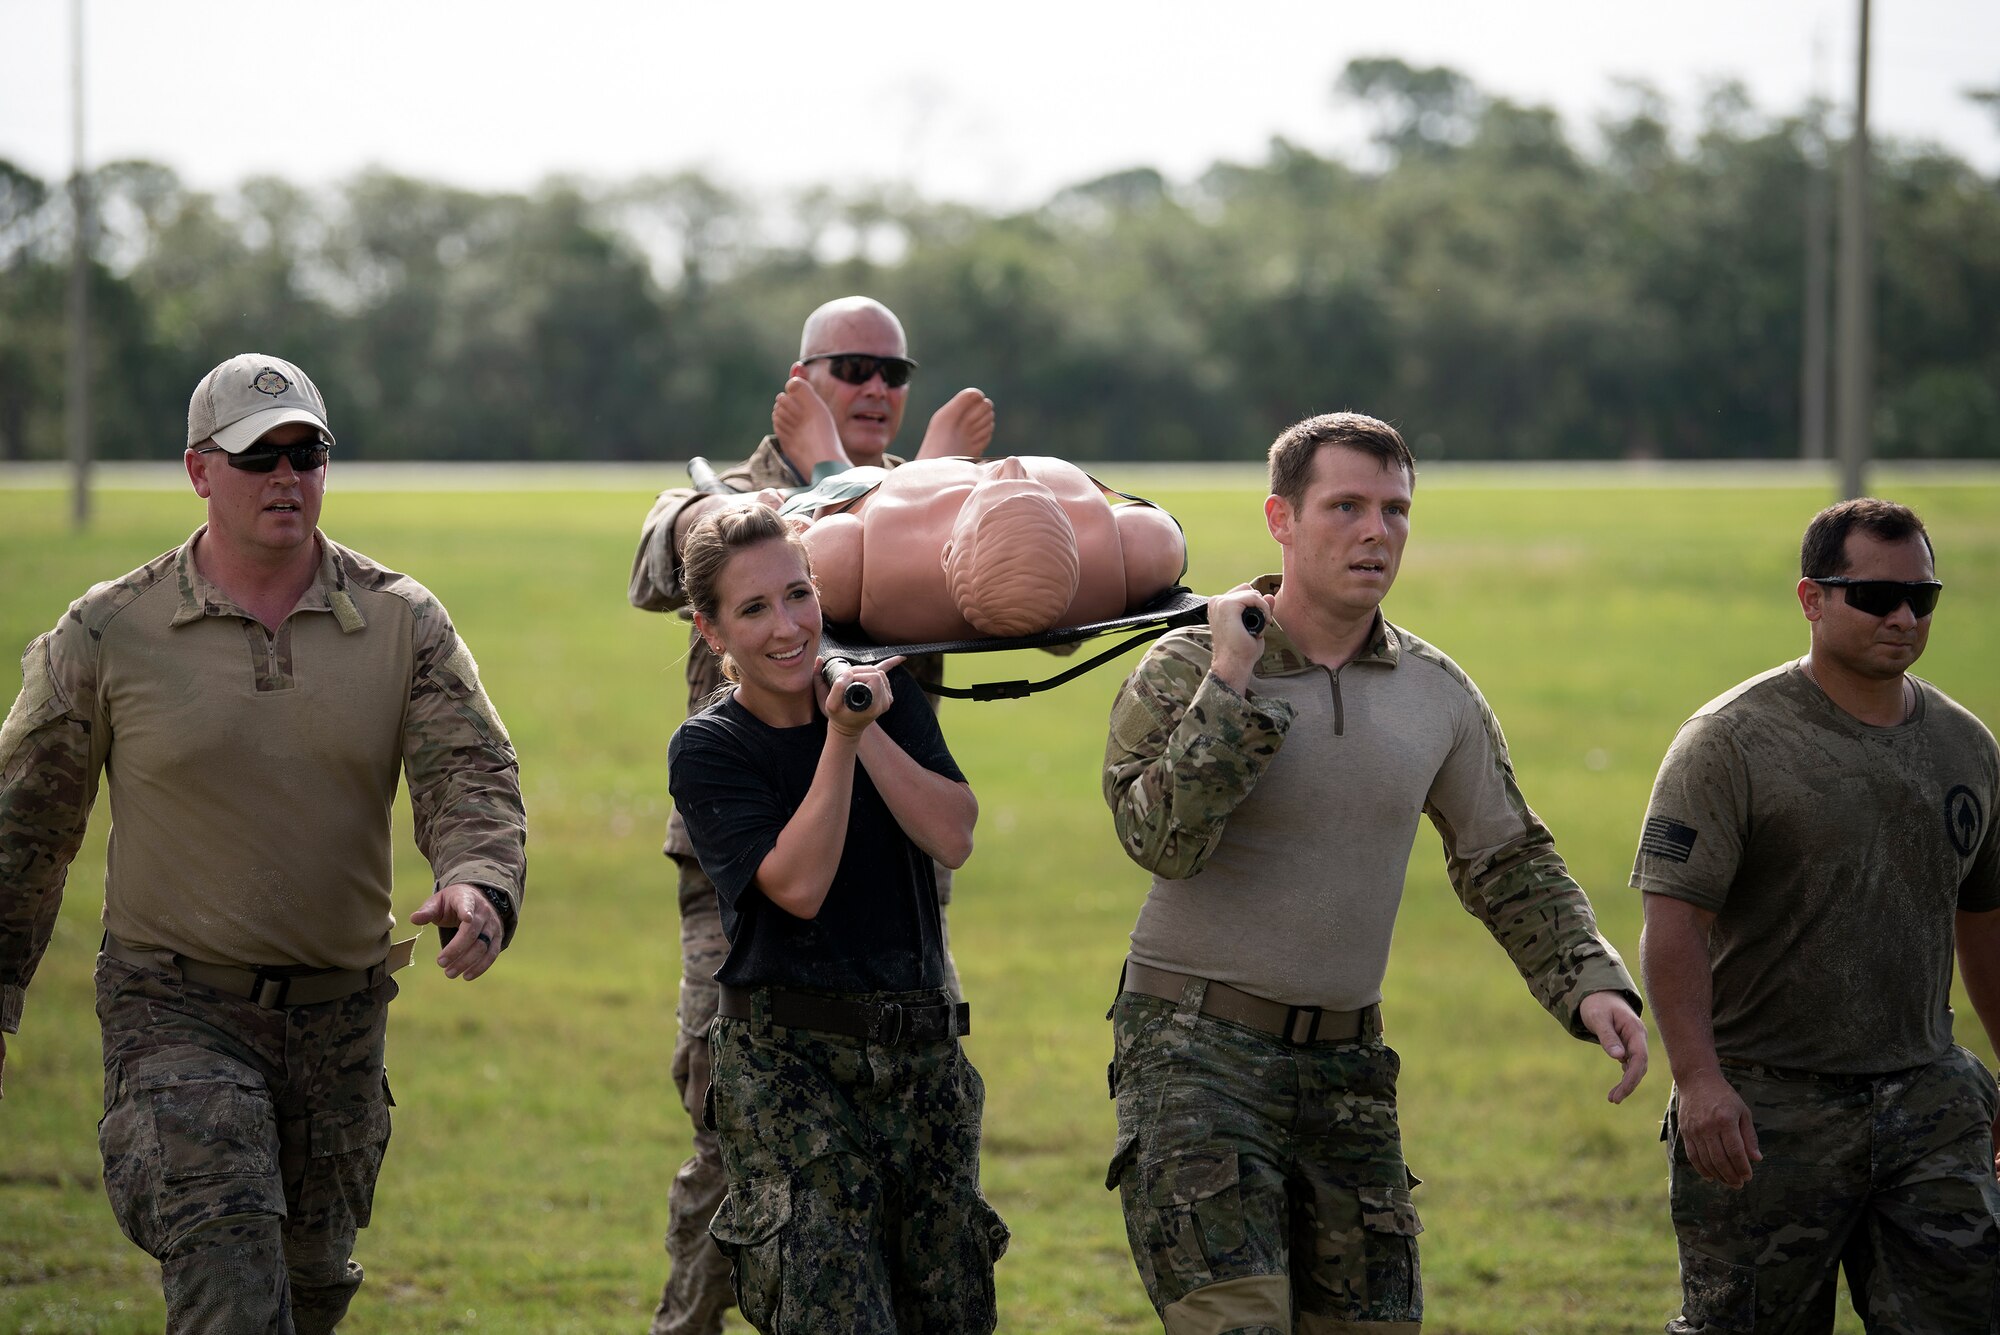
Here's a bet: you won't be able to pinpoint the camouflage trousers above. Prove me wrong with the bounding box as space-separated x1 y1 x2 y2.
705 986 1007 1335
94 953 394 1335
649 853 960 1335
1108 990 1423 1335
1664 1045 2000 1334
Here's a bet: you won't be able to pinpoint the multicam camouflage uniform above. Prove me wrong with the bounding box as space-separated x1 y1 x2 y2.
95 956 396 1332
706 989 1009 1335
1103 580 1638 1333
1636 662 2000 1333
0 532 526 1334
628 436 952 1335
1663 1051 2000 1334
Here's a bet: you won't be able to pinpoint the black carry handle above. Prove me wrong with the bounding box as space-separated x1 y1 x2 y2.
1208 601 1266 636
821 657 873 712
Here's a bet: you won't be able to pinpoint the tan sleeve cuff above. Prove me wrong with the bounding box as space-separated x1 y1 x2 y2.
1559 959 1644 1040
439 861 523 908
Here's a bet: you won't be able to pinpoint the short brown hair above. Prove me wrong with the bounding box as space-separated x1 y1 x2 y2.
1799 498 1934 578
1267 412 1414 508
682 504 814 683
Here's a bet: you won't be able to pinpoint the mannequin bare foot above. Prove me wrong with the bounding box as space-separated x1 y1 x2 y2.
916 388 996 460
773 377 850 471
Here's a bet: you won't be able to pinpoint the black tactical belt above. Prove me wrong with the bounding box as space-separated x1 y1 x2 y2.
1121 959 1376 1045
102 932 413 1009
718 984 969 1044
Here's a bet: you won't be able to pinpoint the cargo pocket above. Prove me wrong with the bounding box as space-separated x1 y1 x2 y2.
1140 1149 1245 1299
1676 1248 1755 1331
306 1100 392 1231
938 1193 1010 1330
147 1066 275 1185
1303 1180 1422 1321
106 1057 285 1257
710 1174 791 1332
1355 1184 1424 1322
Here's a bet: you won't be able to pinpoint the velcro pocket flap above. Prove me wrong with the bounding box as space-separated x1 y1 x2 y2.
1105 1130 1141 1191
1146 1149 1239 1208
1357 1184 1423 1238
710 1175 792 1249
134 1056 274 1183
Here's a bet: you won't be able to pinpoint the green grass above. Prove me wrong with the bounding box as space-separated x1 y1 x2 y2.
2 470 1996 1333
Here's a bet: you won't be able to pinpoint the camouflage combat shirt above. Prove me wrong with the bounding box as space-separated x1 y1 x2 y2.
1633 660 2000 1074
628 436 942 859
0 529 527 1033
1104 575 1636 1031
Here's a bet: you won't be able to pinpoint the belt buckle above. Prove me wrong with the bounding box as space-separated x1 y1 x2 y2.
253 972 292 1007
873 1002 905 1045
1283 1004 1323 1045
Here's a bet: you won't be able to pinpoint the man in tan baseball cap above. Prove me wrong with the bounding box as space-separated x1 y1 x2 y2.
0 352 528 1331
186 352 339 454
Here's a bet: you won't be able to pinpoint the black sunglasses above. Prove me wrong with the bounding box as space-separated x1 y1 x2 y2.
196 438 332 473
800 352 917 388
1812 577 1943 618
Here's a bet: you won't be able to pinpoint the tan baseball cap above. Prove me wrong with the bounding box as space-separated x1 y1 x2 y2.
186 353 336 453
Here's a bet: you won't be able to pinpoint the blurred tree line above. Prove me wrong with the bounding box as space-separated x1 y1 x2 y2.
3 60 1996 464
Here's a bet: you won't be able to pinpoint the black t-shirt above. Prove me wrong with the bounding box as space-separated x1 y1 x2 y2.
667 667 966 992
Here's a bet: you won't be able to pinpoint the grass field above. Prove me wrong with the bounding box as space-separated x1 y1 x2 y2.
2 468 1996 1334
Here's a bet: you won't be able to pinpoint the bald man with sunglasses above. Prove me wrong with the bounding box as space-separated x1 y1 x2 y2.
0 353 526 1333
628 295 995 1335
1637 498 2000 1333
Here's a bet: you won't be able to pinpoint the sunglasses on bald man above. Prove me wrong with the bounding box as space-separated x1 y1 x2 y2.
800 352 917 389
1811 577 1943 618
195 436 333 473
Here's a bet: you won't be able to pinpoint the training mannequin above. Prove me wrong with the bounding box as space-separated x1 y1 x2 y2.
793 456 1186 643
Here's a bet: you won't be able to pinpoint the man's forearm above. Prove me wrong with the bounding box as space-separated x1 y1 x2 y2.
1103 670 1289 879
0 713 98 1032
1640 895 1726 1086
671 493 724 556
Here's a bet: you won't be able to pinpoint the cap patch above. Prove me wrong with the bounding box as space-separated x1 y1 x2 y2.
251 369 290 397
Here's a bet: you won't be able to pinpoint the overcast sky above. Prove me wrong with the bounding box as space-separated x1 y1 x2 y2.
3 1 1995 209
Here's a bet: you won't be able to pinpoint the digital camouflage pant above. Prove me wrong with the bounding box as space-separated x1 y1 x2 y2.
1664 1045 2000 1335
95 953 394 1335
1108 989 1423 1335
649 854 959 1335
704 986 1007 1335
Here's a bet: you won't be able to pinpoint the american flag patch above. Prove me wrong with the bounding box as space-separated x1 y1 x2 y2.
1641 817 1699 864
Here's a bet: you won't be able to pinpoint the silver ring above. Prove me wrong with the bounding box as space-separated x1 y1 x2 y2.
476 931 493 949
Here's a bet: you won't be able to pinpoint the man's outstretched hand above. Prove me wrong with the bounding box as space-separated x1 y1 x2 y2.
411 884 506 981
1579 990 1649 1105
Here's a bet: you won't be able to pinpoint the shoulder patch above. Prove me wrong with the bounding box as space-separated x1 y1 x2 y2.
441 636 511 747
0 639 64 772
1640 816 1700 864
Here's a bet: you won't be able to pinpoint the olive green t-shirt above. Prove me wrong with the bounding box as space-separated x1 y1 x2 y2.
1633 661 2000 1074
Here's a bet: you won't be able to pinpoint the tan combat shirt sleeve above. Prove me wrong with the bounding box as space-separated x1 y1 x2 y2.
1423 664 1640 1038
0 610 110 1034
401 599 527 940
629 486 712 612
1103 628 1295 880
629 442 799 612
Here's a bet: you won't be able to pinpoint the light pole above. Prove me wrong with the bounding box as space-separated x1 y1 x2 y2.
1833 0 1872 500
67 0 92 530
